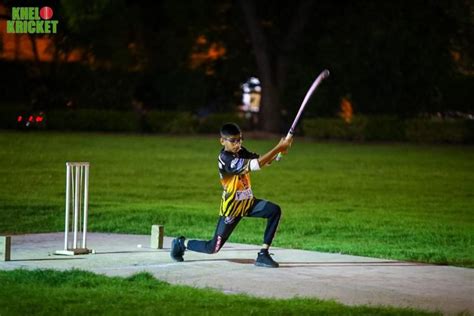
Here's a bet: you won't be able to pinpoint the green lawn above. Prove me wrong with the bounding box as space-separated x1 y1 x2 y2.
0 131 473 267
0 269 438 316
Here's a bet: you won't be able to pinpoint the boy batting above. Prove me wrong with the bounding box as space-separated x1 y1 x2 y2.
170 123 292 268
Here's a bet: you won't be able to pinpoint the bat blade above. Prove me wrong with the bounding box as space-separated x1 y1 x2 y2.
276 69 330 161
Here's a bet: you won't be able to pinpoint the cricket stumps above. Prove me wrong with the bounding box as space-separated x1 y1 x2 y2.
150 225 164 249
1 236 11 261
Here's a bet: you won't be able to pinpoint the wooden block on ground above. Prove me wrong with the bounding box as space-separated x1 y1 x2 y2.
0 236 11 261
150 225 164 249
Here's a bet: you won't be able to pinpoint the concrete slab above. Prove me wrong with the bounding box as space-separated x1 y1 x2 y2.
0 233 472 315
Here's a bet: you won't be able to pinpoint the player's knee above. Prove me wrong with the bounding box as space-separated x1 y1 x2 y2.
211 236 224 254
273 204 282 218
212 245 223 254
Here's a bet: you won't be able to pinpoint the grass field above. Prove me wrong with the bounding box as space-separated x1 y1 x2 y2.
0 269 439 316
0 131 472 315
0 131 473 267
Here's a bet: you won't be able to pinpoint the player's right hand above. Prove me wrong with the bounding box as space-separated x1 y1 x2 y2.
278 137 293 154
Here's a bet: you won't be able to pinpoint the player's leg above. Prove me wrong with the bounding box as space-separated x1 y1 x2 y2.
170 216 241 262
246 199 282 268
187 216 241 254
247 199 281 248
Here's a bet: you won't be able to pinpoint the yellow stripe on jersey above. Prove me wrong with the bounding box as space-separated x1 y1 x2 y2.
221 177 238 212
219 175 255 217
231 198 254 217
223 196 254 217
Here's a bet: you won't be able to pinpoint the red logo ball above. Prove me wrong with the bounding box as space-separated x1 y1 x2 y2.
40 7 53 20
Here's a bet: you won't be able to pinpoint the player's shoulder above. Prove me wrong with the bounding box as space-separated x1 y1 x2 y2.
218 148 235 163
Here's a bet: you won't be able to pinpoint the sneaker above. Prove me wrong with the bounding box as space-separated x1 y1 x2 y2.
255 249 279 268
170 236 186 262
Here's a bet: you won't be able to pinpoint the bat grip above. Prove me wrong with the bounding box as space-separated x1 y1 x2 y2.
275 132 293 162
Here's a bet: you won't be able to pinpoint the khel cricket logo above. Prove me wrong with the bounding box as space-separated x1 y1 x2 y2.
6 6 58 34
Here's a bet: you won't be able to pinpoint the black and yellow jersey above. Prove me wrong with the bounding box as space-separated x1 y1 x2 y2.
218 147 260 217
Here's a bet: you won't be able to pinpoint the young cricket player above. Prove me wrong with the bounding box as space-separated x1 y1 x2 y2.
170 122 292 267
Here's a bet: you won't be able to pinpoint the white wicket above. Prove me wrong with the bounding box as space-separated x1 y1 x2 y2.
55 162 93 256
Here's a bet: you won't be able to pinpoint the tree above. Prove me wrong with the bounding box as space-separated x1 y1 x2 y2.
238 0 315 132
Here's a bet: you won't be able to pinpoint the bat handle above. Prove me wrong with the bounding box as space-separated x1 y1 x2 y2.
275 132 293 162
275 152 283 161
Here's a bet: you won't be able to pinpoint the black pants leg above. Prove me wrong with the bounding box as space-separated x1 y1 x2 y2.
187 216 242 254
246 199 281 246
187 199 281 254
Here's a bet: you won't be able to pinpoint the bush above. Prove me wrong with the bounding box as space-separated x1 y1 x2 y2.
405 119 472 143
146 111 198 134
2 104 473 144
46 109 139 132
467 120 474 143
303 116 473 143
303 116 367 140
363 116 406 141
196 113 245 134
0 105 29 129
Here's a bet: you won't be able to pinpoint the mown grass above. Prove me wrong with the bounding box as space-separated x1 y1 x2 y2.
0 269 439 316
0 131 473 267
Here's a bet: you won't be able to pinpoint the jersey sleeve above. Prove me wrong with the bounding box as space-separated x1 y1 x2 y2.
219 152 250 175
240 147 260 171
239 147 260 159
218 148 261 176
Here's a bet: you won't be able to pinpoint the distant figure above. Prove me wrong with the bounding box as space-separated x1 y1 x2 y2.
238 77 261 130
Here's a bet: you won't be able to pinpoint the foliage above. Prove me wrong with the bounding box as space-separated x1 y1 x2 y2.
1 1 472 122
61 0 133 67
2 104 473 143
405 119 474 143
196 113 246 134
146 111 198 134
0 105 29 129
303 116 474 143
303 117 368 141
363 116 407 141
46 109 139 132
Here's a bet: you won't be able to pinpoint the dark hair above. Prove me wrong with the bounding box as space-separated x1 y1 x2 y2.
220 122 241 137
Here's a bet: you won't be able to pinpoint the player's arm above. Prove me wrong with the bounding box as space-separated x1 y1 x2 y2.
257 137 293 168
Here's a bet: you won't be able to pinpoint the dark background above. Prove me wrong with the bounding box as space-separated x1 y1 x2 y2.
0 0 472 133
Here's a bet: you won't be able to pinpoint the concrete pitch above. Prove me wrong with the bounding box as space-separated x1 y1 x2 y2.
0 233 472 315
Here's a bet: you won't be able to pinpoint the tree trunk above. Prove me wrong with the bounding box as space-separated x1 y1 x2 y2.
238 0 280 133
238 0 315 133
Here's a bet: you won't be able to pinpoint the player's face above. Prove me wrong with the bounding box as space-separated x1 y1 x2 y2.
220 134 243 153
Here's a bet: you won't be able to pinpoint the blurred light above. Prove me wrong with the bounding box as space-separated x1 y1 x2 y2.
17 115 23 122
35 116 44 123
28 116 34 122
339 97 353 123
196 35 207 45
189 35 226 75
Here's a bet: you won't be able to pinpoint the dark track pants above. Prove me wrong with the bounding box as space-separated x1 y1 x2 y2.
187 199 281 254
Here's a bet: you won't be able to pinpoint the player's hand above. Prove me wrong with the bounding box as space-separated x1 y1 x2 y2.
278 137 293 154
